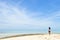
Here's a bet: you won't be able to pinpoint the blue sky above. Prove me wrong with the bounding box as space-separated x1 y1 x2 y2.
0 0 60 33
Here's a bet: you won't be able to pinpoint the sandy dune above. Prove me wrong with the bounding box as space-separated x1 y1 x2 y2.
0 34 60 40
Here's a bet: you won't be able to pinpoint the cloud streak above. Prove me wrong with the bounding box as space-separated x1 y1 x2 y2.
0 0 60 33
0 1 52 29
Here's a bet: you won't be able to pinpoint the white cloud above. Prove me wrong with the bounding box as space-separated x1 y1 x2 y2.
0 3 51 27
0 1 60 30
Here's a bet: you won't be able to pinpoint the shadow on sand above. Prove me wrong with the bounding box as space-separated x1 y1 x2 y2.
0 33 44 39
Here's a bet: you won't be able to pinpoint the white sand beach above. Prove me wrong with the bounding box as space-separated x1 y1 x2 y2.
0 34 60 40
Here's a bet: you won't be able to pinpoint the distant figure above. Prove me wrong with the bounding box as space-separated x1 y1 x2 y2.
48 27 51 35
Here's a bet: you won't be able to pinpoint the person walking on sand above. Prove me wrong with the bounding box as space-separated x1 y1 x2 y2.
48 27 51 35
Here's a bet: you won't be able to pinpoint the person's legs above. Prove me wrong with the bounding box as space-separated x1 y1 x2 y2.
49 31 51 35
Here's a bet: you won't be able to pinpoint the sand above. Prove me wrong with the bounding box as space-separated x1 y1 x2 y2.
0 34 60 40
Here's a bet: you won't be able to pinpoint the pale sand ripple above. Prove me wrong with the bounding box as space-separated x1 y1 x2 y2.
0 34 60 40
